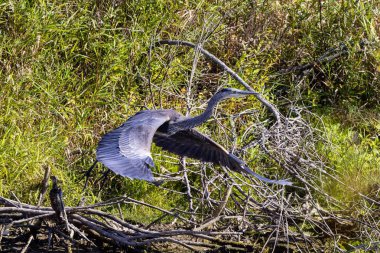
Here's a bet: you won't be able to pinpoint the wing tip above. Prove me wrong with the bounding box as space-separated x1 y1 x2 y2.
242 165 293 186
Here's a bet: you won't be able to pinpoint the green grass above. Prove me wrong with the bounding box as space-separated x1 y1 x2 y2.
0 0 379 227
319 108 380 204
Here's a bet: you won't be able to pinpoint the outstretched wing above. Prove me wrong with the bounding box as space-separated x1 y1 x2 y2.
154 129 237 168
153 129 292 186
96 110 177 181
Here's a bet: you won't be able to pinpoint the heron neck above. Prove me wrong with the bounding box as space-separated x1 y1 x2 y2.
168 93 222 134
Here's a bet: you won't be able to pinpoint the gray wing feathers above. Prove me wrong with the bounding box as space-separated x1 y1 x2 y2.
153 129 238 169
154 130 292 186
96 110 172 181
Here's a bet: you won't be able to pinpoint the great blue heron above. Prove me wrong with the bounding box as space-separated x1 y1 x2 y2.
87 88 291 186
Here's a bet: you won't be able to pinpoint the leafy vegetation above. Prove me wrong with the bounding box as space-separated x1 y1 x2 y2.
0 0 379 250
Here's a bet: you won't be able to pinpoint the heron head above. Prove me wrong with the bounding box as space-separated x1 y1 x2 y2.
50 176 59 184
216 88 257 99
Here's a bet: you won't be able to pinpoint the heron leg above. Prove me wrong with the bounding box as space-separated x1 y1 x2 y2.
152 179 164 186
95 169 111 191
83 160 98 191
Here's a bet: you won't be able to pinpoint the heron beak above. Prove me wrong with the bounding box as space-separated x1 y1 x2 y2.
238 90 257 95
232 90 257 98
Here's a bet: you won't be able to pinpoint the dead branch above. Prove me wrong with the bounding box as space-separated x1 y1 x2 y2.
153 40 282 123
277 40 370 76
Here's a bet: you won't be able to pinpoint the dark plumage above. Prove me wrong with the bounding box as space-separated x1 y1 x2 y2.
49 176 65 220
94 88 292 186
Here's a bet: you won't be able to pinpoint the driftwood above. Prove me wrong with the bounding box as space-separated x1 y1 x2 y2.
0 195 264 252
0 189 378 252
1 40 379 252
277 39 370 76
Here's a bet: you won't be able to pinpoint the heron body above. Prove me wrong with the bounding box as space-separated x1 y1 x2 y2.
95 88 292 186
49 176 65 220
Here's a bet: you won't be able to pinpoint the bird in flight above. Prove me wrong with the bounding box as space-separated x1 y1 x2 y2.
89 88 291 186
